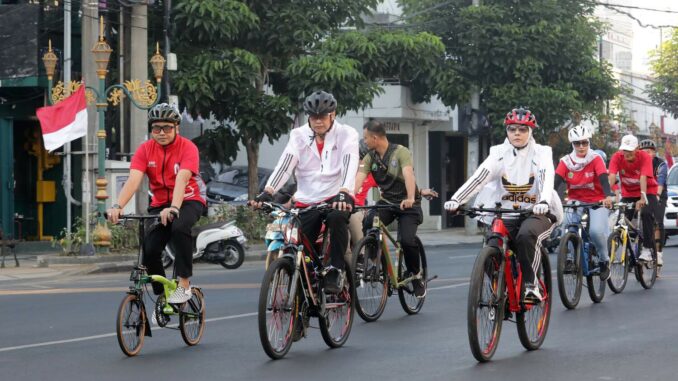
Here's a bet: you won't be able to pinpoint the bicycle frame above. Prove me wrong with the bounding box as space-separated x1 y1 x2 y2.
364 216 421 289
610 204 641 265
563 205 598 276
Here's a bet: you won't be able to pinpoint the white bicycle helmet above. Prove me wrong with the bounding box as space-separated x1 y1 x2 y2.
568 124 592 143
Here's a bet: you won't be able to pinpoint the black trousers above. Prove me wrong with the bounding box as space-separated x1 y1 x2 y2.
622 195 659 250
503 215 555 285
364 201 423 274
298 208 350 270
144 200 204 294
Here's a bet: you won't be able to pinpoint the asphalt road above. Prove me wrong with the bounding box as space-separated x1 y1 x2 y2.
1 243 677 381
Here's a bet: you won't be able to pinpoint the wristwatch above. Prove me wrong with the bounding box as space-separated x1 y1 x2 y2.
112 204 122 210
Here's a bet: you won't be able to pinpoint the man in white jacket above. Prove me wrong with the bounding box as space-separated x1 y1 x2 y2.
444 108 562 302
251 91 360 293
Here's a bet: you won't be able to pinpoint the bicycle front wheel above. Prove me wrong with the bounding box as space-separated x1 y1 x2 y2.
467 246 505 363
556 232 583 309
636 245 657 290
180 287 206 346
352 236 388 322
517 252 552 351
319 261 355 348
116 293 146 357
607 231 629 293
397 237 427 315
586 246 606 303
258 258 297 360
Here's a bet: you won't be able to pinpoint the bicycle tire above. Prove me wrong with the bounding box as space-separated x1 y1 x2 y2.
636 244 658 290
179 287 206 346
467 246 505 363
352 236 388 322
219 240 245 269
258 257 297 360
556 232 583 309
586 245 606 303
517 252 552 351
116 293 146 357
607 231 629 293
319 259 355 348
398 236 427 314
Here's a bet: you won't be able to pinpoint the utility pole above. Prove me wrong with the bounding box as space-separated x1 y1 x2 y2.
163 0 172 102
130 4 149 213
465 0 481 235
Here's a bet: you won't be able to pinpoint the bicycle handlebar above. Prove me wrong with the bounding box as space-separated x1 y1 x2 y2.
260 202 332 215
102 212 160 221
456 206 533 217
562 201 603 209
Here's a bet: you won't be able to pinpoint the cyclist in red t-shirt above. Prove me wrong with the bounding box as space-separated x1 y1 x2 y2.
107 103 206 304
555 125 615 280
608 134 659 262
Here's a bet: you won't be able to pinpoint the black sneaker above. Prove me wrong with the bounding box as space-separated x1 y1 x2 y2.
412 278 426 299
324 267 344 294
599 261 611 281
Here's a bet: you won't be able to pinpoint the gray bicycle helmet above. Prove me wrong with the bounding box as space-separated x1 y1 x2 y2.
639 139 657 150
148 103 181 127
303 91 337 115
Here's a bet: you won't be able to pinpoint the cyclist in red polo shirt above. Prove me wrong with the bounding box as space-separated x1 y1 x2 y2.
107 103 206 304
554 125 615 280
608 134 659 262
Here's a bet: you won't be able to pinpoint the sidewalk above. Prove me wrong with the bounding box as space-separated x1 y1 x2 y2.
0 228 483 282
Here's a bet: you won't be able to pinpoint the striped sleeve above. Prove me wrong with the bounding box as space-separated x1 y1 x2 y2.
450 164 493 205
537 147 554 204
340 132 360 193
265 140 299 192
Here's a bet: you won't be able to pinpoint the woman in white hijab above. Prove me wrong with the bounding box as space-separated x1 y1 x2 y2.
445 107 561 303
554 125 615 281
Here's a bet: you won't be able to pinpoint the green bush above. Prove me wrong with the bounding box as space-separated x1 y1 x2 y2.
53 215 140 255
210 204 269 242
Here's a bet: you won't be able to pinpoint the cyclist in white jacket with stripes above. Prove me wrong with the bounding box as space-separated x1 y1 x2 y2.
251 91 360 293
444 108 562 302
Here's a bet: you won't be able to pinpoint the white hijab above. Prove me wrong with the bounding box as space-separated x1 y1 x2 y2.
560 146 597 172
501 133 537 186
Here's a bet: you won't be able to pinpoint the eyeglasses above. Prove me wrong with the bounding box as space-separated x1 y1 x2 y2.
151 125 175 134
309 114 331 122
506 125 529 134
572 140 589 147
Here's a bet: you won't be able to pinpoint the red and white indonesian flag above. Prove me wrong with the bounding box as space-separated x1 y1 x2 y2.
36 85 88 152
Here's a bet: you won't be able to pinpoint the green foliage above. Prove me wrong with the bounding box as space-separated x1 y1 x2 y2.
399 0 619 134
52 217 87 256
210 204 269 242
648 31 678 118
192 125 239 165
52 217 139 255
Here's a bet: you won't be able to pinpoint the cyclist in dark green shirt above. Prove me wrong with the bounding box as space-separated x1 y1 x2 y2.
354 120 426 298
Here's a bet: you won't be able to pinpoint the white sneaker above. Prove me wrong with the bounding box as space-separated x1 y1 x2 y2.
524 284 543 302
639 248 652 262
168 286 192 304
657 251 663 266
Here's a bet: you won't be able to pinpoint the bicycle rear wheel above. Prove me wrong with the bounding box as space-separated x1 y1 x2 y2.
517 252 552 351
607 231 629 293
586 246 606 303
397 237 427 315
556 232 582 309
258 258 297 360
116 293 146 357
352 236 388 322
636 245 657 290
467 246 505 363
180 287 206 346
319 261 355 348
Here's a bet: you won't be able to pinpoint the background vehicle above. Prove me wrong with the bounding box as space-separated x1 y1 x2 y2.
663 164 678 240
206 166 272 202
162 220 247 269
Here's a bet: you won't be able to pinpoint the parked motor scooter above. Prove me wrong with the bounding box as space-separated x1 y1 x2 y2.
162 220 247 269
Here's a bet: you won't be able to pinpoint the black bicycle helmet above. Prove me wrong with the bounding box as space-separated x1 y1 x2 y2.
359 139 369 160
639 139 657 150
148 103 181 127
303 91 337 115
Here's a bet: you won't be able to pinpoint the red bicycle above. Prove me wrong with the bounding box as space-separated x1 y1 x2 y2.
460 204 552 362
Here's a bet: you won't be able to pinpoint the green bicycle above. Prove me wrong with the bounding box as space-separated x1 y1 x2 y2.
351 204 434 322
115 215 206 357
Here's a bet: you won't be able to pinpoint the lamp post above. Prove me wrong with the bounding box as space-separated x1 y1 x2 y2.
42 16 165 252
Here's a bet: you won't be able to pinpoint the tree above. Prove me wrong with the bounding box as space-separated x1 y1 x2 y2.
647 30 678 118
170 0 445 197
399 0 619 144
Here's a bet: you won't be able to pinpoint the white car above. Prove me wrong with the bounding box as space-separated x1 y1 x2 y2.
663 164 678 240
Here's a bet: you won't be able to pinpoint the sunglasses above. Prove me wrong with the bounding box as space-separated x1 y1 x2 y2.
506 125 530 134
309 114 331 122
151 125 176 134
572 140 589 147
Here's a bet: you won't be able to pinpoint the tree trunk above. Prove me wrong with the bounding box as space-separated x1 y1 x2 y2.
245 136 259 199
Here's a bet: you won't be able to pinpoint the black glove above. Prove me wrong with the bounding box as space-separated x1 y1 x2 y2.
333 191 355 209
255 191 273 203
